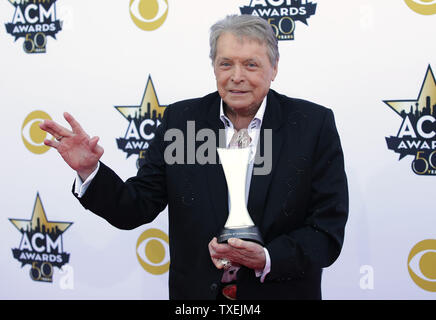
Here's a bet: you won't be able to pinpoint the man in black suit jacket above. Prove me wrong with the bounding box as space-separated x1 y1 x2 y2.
40 15 348 300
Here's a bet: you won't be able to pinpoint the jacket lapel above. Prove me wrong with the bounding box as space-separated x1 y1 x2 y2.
201 93 229 232
247 90 285 230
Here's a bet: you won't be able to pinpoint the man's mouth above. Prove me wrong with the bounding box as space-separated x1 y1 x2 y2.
229 90 248 94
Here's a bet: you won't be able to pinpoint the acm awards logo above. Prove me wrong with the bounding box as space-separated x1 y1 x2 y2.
136 228 170 275
384 66 436 176
129 0 169 31
240 0 317 40
408 239 436 292
404 0 436 15
9 193 73 282
5 0 63 54
115 75 167 169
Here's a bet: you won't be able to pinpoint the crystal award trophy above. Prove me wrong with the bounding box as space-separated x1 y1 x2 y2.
216 147 264 245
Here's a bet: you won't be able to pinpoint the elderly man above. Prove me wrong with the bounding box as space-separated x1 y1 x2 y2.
40 14 348 300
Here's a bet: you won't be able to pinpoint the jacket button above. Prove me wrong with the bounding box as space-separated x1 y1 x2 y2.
210 283 218 292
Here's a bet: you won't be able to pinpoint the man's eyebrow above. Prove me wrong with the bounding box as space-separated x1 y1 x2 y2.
243 58 262 66
217 57 259 62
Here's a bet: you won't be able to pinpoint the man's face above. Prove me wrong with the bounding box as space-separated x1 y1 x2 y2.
213 32 278 116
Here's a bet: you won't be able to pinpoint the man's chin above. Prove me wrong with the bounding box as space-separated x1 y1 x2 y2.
225 102 251 112
224 97 251 109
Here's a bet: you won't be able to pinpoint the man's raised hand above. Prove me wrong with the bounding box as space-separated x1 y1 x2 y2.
39 112 104 181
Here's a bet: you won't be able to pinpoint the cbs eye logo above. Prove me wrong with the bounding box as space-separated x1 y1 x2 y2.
136 228 170 275
21 110 53 154
404 0 436 15
408 239 436 292
129 0 169 31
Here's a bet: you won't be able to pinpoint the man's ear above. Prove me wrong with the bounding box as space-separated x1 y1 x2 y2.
272 59 279 81
213 62 218 78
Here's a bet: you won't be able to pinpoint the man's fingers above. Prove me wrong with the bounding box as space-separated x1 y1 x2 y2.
209 237 266 270
228 238 263 253
39 119 72 139
208 237 222 256
89 136 104 157
39 112 85 138
208 238 226 269
89 136 99 150
228 238 248 249
209 237 231 255
43 138 60 149
212 257 226 270
208 238 233 269
64 112 85 135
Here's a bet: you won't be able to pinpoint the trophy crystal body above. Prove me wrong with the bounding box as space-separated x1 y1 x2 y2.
216 147 264 245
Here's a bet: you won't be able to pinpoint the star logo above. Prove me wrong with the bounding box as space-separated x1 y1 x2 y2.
9 193 73 282
115 75 166 121
384 65 436 117
114 75 167 168
10 193 72 234
384 65 436 175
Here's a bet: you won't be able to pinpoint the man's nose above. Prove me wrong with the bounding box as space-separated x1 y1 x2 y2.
231 65 244 83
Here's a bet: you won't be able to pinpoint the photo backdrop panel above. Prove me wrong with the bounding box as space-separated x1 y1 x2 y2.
1 0 435 299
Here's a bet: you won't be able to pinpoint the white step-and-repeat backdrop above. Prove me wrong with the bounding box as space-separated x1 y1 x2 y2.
1 0 435 299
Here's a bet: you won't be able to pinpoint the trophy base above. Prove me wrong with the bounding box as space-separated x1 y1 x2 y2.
217 226 264 246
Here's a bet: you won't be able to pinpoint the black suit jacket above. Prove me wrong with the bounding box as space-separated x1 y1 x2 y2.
76 89 348 300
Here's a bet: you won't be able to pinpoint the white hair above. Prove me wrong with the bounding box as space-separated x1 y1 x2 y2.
209 14 279 67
